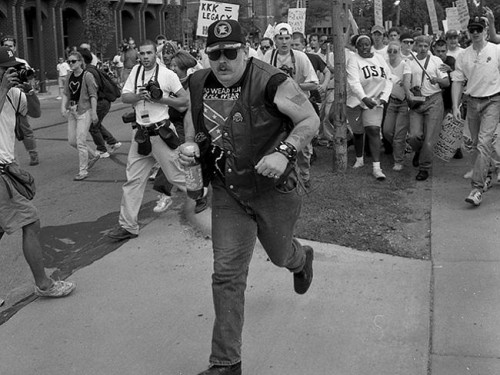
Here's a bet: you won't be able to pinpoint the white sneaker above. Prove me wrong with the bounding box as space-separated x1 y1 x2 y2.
353 159 364 169
109 142 122 153
153 194 173 213
373 168 386 181
56 96 62 100
98 151 110 158
463 169 473 179
465 188 482 206
393 163 403 171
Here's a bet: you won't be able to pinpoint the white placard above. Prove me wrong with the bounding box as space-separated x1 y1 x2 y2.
446 7 461 32
287 8 306 35
426 0 440 34
442 19 448 33
196 1 240 37
348 10 359 35
374 0 383 26
456 0 470 30
263 24 275 39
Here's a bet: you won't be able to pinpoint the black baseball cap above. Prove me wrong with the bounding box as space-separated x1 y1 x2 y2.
468 16 486 29
0 46 23 68
206 20 245 53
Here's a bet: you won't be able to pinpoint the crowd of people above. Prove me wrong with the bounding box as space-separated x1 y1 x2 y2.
1 8 500 374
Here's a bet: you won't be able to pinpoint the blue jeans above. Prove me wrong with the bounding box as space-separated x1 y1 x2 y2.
383 99 409 164
209 177 306 366
89 99 118 153
467 95 500 189
408 93 444 171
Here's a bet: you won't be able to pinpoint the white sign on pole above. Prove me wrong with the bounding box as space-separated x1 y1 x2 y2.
348 10 359 35
196 1 240 37
456 0 470 30
287 8 306 34
374 0 383 26
426 0 440 35
442 19 448 33
446 7 461 32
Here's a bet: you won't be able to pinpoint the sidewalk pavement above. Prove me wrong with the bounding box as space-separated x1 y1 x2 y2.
1 109 499 373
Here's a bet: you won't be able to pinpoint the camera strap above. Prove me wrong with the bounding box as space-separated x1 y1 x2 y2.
270 49 296 77
5 90 22 115
140 63 159 87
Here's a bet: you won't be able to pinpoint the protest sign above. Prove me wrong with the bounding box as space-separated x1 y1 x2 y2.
446 7 461 32
434 113 465 162
374 0 383 26
263 24 275 39
196 0 240 37
426 0 440 34
288 8 306 34
348 10 359 35
456 0 470 30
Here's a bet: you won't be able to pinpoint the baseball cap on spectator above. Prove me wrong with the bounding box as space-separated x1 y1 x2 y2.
468 15 487 29
445 29 459 39
0 46 23 67
371 25 385 34
274 23 293 37
206 20 246 53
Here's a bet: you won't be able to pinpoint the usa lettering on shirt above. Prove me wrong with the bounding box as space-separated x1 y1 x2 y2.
360 65 388 80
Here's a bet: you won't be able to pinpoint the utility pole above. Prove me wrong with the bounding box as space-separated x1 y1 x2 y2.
331 0 350 172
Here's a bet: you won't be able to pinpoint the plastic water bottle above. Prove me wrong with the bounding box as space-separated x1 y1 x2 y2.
182 144 204 200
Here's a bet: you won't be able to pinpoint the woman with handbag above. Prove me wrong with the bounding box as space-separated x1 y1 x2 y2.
382 41 410 171
346 34 393 180
61 51 100 181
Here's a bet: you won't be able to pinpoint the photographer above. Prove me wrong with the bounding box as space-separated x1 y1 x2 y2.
0 46 75 298
120 37 140 82
107 39 188 241
1 35 40 166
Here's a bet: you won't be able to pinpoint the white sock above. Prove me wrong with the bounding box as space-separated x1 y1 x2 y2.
356 157 364 163
373 162 381 170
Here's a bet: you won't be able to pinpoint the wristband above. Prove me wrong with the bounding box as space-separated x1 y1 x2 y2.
274 141 297 161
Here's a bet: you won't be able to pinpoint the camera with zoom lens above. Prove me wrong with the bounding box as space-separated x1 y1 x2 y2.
121 43 130 53
145 80 163 100
279 65 294 77
15 66 35 83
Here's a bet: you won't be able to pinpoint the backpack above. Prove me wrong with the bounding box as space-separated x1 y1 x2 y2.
87 65 121 102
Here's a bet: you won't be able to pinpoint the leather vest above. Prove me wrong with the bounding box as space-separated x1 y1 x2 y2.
188 58 292 200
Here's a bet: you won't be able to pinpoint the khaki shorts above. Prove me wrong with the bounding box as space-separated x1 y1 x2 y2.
347 105 384 134
0 174 39 235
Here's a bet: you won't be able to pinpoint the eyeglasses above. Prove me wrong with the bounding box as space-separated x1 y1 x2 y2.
68 60 80 64
207 49 239 61
388 49 400 54
402 40 414 44
468 27 484 34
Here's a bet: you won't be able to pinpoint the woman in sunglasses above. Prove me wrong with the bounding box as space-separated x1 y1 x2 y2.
346 34 393 180
60 51 99 181
382 41 410 171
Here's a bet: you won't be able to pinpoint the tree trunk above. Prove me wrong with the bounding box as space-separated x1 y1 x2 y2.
331 0 348 172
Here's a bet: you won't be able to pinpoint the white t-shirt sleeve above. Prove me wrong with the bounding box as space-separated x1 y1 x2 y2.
122 65 140 94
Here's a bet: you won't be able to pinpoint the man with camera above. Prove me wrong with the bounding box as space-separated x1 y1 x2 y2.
403 35 449 182
0 46 75 298
179 19 319 375
120 37 140 83
1 36 40 166
107 40 188 241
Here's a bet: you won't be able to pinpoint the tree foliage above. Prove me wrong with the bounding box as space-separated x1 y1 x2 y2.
82 0 115 57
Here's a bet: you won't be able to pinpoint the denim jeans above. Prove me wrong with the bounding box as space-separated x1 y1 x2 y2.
89 99 118 153
209 177 306 366
67 110 96 174
467 95 500 189
408 93 444 171
383 99 409 164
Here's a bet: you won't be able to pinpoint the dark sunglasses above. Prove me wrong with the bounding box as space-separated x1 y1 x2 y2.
68 59 80 64
468 27 483 34
260 46 271 50
402 40 414 44
207 49 239 61
387 49 399 54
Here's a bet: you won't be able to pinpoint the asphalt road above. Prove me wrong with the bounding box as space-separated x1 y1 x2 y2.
0 97 171 323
